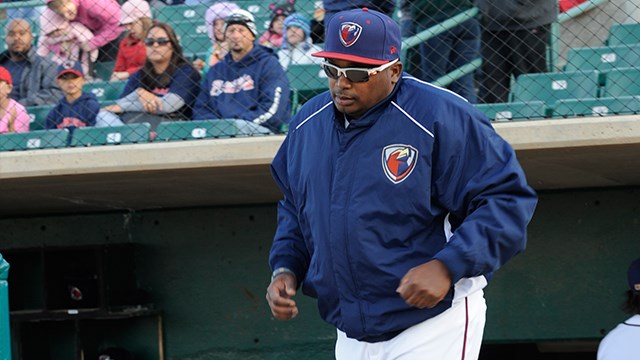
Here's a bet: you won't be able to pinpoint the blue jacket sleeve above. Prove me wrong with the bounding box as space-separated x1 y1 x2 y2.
431 108 538 283
44 104 60 129
268 134 311 283
84 96 100 126
244 56 291 131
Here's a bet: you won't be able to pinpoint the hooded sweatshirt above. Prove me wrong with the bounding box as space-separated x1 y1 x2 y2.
193 45 291 133
45 92 99 129
55 0 123 50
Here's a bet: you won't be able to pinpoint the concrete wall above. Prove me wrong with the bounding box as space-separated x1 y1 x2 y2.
1 187 639 359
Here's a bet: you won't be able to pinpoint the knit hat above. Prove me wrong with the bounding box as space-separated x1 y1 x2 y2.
40 8 69 35
281 13 311 49
225 9 257 38
205 1 240 42
121 0 152 25
312 8 401 65
628 258 640 293
56 60 83 79
269 0 295 21
0 66 12 85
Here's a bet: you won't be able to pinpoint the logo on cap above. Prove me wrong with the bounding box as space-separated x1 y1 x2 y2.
340 22 362 47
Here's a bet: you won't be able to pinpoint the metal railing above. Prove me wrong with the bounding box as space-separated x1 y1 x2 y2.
0 254 10 360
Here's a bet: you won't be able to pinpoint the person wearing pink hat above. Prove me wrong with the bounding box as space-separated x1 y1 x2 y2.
37 8 98 80
192 1 240 75
111 0 154 81
45 0 123 63
0 66 30 134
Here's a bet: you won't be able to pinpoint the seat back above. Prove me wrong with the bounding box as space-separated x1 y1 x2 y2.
70 123 151 146
564 45 640 75
0 129 69 151
603 67 640 97
475 101 546 121
553 96 640 117
82 81 126 103
287 64 328 112
26 105 55 131
607 23 640 46
156 120 238 141
511 71 600 108
154 4 208 22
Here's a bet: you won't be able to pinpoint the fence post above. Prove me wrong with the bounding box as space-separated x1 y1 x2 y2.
0 253 10 360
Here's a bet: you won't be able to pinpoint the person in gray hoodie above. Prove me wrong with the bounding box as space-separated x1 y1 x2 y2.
0 19 62 106
475 0 557 103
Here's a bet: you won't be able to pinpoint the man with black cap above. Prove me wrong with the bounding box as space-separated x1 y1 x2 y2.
265 7 537 359
193 9 291 135
597 257 640 360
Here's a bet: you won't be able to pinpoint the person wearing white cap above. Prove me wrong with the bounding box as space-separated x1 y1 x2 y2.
597 257 640 360
266 8 537 360
111 0 153 81
193 9 291 134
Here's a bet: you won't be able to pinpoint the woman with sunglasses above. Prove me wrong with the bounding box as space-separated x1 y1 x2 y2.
97 22 201 130
266 8 537 360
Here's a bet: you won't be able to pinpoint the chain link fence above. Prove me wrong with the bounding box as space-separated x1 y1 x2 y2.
0 0 639 150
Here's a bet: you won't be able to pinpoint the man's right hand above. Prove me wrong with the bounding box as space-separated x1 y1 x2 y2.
266 273 299 320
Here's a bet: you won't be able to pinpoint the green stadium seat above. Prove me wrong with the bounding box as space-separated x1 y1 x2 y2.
552 96 640 118
70 123 151 146
602 67 640 97
155 120 238 141
172 20 208 37
607 23 640 46
0 129 69 151
475 101 546 121
26 105 55 131
287 64 328 113
154 4 208 22
564 44 640 84
93 61 116 81
178 33 211 59
82 81 126 103
511 71 600 114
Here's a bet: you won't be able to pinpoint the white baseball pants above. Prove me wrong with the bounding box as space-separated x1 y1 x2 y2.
335 290 487 360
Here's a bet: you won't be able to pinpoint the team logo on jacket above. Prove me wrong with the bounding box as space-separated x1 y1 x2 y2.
340 22 362 47
382 144 418 184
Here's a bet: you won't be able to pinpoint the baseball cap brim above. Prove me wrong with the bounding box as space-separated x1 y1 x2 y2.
311 50 390 66
57 69 82 79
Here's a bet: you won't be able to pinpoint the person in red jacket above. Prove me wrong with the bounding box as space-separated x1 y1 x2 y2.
111 0 153 81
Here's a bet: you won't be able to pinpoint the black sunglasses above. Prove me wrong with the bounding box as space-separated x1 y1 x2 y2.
320 59 399 83
144 37 171 47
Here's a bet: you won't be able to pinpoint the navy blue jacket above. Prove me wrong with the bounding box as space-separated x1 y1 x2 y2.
269 74 537 342
45 92 99 130
193 45 290 133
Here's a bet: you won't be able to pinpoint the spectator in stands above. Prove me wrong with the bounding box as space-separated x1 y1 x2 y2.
259 0 296 49
45 61 99 130
193 9 291 134
397 0 422 79
97 22 201 130
475 0 557 103
278 13 323 69
37 8 98 81
322 0 396 29
310 3 325 44
597 257 640 360
192 1 240 75
0 66 30 134
409 0 480 103
45 0 123 64
0 19 63 106
110 0 154 81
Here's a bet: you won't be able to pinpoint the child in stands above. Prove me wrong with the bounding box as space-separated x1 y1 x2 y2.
45 61 99 130
0 66 29 133
37 8 98 79
111 0 154 81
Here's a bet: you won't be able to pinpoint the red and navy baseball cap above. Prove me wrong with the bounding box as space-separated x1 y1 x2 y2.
312 8 401 66
56 61 83 79
628 257 640 293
